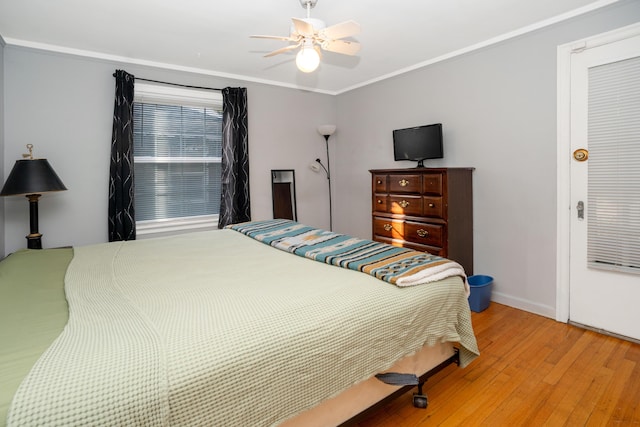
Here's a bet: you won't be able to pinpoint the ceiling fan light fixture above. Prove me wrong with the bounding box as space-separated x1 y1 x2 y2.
251 0 360 73
296 44 320 73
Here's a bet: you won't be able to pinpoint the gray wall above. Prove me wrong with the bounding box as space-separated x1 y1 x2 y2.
332 0 640 317
2 48 336 254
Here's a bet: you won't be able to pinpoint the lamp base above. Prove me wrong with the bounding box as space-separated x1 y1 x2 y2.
26 194 43 249
26 233 43 249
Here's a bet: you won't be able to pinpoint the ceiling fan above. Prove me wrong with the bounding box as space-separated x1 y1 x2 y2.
250 0 361 73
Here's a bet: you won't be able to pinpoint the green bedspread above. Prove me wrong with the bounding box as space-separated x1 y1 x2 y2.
0 248 73 427
4 229 478 426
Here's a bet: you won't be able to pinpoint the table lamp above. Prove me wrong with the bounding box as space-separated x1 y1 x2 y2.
1 144 67 249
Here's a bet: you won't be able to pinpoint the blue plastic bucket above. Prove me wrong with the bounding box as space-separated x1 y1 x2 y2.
467 275 493 312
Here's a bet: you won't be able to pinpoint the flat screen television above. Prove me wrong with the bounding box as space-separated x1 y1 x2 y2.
393 123 443 168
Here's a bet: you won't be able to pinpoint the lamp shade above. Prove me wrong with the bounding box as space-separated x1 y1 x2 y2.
0 159 67 196
317 125 336 137
309 162 321 173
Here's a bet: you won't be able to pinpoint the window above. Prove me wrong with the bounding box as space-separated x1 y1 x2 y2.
587 57 640 274
133 83 223 237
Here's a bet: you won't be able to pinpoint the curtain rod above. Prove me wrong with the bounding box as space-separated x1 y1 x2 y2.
112 73 222 91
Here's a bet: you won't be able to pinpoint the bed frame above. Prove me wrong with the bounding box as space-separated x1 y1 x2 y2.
342 348 460 425
281 342 460 427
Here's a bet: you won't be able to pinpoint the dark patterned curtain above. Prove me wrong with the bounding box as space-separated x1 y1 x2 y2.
108 70 136 241
218 87 251 228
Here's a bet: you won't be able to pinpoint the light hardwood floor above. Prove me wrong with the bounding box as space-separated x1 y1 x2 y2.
355 303 640 426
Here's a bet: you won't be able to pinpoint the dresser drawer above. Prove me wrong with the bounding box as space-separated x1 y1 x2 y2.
373 217 404 239
389 195 422 216
372 174 387 193
423 196 444 218
373 236 445 257
372 194 388 212
389 174 422 193
404 221 443 247
423 173 443 195
373 217 444 248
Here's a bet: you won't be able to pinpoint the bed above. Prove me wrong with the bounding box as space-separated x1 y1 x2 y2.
1 220 479 426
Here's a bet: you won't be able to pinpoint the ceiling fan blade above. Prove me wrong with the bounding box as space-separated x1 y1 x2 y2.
320 20 360 40
264 43 301 58
291 17 315 37
322 39 361 56
250 34 296 42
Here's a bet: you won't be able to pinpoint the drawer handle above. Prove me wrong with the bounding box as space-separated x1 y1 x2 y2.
428 203 436 208
399 200 410 208
383 224 393 232
377 199 383 204
377 179 382 185
416 229 429 238
399 179 409 187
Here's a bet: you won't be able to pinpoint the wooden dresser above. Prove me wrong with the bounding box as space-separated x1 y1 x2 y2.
370 168 474 275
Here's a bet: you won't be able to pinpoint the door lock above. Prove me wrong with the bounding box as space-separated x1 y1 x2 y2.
577 201 584 220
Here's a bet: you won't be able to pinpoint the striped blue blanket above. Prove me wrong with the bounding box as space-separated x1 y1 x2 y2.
228 219 468 290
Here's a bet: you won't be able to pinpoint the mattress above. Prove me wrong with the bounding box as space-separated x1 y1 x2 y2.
1 227 478 426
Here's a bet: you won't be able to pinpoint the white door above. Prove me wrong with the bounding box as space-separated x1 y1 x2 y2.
569 31 640 341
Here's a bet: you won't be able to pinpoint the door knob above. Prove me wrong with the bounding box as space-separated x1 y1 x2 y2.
573 149 588 162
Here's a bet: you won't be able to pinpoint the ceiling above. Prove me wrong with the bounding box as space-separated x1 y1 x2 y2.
0 0 617 95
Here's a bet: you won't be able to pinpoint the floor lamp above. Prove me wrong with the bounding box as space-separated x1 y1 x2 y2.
0 144 67 249
314 125 336 231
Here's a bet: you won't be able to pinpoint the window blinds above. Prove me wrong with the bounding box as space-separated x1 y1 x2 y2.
133 84 223 222
587 56 640 274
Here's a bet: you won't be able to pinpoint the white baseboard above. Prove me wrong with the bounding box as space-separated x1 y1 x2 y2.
490 291 557 320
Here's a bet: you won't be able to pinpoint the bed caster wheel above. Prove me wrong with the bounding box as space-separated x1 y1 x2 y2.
413 393 428 409
413 382 428 409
